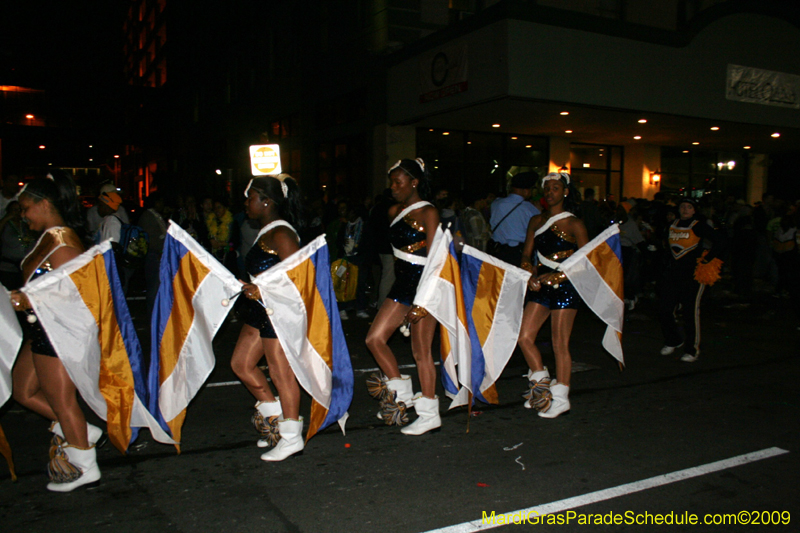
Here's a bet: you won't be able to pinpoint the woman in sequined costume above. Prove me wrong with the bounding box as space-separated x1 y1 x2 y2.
9 170 105 492
517 172 588 419
365 158 442 436
230 174 308 462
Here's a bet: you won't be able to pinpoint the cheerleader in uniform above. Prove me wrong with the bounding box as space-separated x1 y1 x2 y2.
517 172 588 419
658 197 720 363
10 171 106 492
365 158 441 435
230 174 308 461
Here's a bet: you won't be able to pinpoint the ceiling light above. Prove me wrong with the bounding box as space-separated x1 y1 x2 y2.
683 150 689 153
692 142 700 145
492 124 500 128
25 114 34 119
511 136 517 140
633 136 641 140
114 154 120 158
38 145 45 149
442 132 450 136
429 129 434 132
215 169 222 175
525 145 532 148
560 111 569 115
565 130 573 134
710 126 720 131
771 132 780 138
743 146 751 150
467 141 472 145
638 119 647 124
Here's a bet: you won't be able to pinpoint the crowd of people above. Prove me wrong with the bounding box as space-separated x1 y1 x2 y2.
1 163 798 493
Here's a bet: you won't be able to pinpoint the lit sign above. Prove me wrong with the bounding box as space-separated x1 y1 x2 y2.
727 64 799 109
249 144 282 176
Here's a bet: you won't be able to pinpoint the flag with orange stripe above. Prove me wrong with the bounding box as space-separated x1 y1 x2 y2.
149 223 242 450
413 226 472 409
22 241 174 453
251 235 353 441
559 225 625 364
461 245 531 405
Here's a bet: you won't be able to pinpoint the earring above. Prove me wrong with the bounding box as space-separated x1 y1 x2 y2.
264 203 269 207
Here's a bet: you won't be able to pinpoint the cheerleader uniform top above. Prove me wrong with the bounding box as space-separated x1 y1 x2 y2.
387 201 432 306
244 220 299 338
666 217 717 275
527 212 580 310
21 227 85 357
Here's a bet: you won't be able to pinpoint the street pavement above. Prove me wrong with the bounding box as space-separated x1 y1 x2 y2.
1 282 798 532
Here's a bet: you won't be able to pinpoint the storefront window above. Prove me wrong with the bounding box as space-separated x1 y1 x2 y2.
661 148 746 199
416 129 548 200
569 143 622 200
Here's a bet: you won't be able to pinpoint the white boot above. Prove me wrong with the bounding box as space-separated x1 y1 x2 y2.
46 443 101 492
523 367 552 410
51 421 104 446
401 395 441 435
377 375 415 425
538 383 570 418
253 399 283 448
261 418 304 462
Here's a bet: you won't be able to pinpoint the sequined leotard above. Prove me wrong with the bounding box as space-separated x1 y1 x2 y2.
21 227 85 356
387 202 431 306
526 214 581 310
244 221 298 338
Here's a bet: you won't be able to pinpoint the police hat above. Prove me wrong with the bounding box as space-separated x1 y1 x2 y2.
511 171 539 189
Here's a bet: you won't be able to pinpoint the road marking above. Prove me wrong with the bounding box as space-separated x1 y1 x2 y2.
206 380 242 388
423 447 789 533
205 362 441 387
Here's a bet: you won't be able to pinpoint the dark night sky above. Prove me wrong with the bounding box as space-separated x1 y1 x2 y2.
0 1 127 127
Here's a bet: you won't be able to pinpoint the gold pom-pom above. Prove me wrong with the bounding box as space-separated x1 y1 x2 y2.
366 373 389 400
694 252 723 286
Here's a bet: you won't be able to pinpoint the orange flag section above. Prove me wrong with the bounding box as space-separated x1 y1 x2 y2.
70 256 135 454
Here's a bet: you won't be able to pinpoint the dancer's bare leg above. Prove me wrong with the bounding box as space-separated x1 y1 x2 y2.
365 299 409 379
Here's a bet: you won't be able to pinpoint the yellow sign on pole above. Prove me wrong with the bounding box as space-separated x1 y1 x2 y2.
249 144 282 176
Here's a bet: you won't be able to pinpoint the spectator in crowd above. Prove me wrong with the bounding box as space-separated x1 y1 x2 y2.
87 182 128 235
0 200 34 289
207 200 234 265
579 187 604 239
0 177 21 219
337 203 370 320
617 200 646 310
138 193 168 318
178 195 209 248
460 192 490 252
488 171 539 266
369 189 395 306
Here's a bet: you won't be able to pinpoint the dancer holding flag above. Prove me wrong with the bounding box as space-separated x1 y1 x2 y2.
231 174 306 460
518 172 588 419
8 170 105 491
365 158 441 435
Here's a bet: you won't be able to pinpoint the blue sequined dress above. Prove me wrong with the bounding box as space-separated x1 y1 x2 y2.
387 210 428 306
526 220 581 310
244 233 282 338
21 227 85 357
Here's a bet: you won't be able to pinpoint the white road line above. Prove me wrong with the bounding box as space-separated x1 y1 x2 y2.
423 447 789 533
205 380 241 388
205 362 441 387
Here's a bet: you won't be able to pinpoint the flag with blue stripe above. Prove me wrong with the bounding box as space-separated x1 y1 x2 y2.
22 241 174 453
252 235 353 440
149 223 241 450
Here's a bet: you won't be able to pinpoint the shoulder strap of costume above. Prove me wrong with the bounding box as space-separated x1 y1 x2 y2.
534 211 574 237
255 220 299 243
391 201 432 227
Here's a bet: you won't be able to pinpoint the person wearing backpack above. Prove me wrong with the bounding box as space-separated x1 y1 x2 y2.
96 191 140 294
